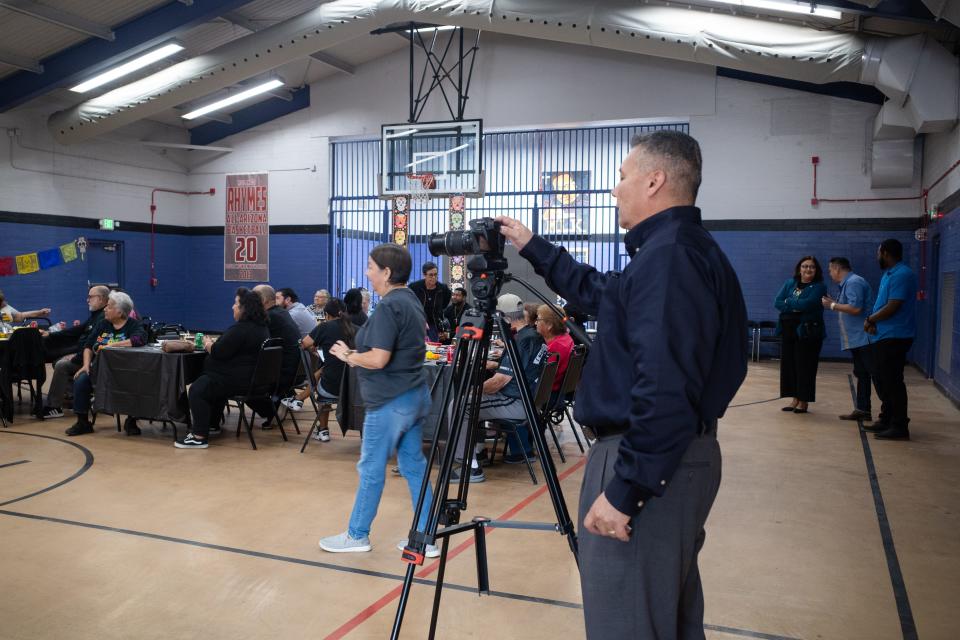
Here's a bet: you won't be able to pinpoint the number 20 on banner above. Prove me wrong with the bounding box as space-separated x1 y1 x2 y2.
234 236 258 262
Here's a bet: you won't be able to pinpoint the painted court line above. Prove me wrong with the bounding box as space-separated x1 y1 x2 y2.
0 459 30 469
322 457 589 640
847 374 917 640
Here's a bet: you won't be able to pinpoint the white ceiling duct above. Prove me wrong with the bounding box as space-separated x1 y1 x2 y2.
921 0 960 26
47 0 958 145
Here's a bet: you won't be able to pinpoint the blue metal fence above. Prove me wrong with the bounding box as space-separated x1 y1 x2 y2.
330 122 688 299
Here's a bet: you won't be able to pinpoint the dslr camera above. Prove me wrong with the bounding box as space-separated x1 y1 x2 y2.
428 217 504 259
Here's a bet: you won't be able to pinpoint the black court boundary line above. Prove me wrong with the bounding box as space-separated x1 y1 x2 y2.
0 459 30 469
0 431 94 507
0 510 800 640
729 396 781 409
847 375 918 640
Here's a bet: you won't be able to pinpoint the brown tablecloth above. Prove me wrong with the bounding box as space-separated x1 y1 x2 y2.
92 346 206 422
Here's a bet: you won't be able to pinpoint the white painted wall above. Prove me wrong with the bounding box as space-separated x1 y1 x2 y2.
1 32 932 227
923 127 960 209
0 110 191 225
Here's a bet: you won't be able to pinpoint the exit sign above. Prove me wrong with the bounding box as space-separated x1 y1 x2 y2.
99 218 116 231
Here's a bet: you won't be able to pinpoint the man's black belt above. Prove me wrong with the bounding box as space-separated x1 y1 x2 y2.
582 419 717 441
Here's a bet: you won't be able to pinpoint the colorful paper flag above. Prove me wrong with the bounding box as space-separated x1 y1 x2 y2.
38 247 63 270
16 253 39 274
0 257 14 276
60 241 78 263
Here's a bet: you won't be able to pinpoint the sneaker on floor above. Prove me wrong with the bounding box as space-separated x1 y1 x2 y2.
449 467 485 483
839 410 872 421
503 451 535 464
41 406 64 420
261 419 275 430
65 421 93 436
123 417 141 436
174 433 208 449
208 424 222 436
313 428 330 442
319 532 371 553
281 397 303 411
396 540 441 558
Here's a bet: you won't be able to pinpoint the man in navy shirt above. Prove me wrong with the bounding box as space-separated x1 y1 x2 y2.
822 257 875 422
862 239 917 441
498 130 748 640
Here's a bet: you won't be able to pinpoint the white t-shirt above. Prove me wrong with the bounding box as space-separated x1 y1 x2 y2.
1 304 18 321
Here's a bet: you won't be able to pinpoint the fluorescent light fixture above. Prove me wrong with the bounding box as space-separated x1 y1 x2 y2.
181 79 285 120
70 43 184 93
704 0 842 19
412 25 457 33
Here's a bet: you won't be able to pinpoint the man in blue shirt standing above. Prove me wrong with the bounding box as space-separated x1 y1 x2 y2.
862 239 916 440
498 130 748 640
822 257 875 422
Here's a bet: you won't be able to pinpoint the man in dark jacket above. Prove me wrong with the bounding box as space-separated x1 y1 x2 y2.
408 261 451 341
253 284 302 425
498 130 748 640
41 285 110 419
440 286 468 341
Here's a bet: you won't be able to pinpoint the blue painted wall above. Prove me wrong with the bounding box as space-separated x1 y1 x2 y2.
0 221 330 333
917 210 960 403
3 217 957 407
712 229 918 360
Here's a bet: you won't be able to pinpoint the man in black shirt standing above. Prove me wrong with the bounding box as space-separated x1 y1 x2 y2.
498 130 748 640
408 261 451 341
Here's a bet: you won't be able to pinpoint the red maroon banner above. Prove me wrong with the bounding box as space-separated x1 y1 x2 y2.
224 173 269 282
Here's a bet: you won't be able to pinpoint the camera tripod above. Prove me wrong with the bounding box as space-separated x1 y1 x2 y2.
390 259 579 640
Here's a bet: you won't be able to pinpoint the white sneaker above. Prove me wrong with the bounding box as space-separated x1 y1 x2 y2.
281 397 303 411
319 531 371 553
397 540 441 558
313 428 330 442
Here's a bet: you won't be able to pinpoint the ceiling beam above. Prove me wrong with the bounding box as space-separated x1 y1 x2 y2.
142 141 233 152
0 0 256 113
0 48 42 74
0 0 114 41
221 12 355 74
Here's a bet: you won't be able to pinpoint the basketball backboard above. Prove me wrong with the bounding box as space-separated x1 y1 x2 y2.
380 119 483 198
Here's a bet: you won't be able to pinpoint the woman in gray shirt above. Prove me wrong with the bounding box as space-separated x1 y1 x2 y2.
319 243 437 557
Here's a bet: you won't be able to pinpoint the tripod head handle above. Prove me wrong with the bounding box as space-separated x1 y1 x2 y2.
503 274 593 349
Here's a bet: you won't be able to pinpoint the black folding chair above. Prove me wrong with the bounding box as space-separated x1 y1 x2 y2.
7 328 46 418
756 320 781 360
231 338 286 450
487 357 560 485
299 349 338 453
547 344 589 453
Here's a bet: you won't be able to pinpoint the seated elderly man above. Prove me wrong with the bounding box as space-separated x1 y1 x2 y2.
308 289 330 321
276 287 317 337
65 291 147 436
253 284 303 425
0 289 51 324
41 285 110 419
454 294 547 482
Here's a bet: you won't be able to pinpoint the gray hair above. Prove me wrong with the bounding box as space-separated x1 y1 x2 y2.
108 291 134 317
316 289 330 298
630 130 702 201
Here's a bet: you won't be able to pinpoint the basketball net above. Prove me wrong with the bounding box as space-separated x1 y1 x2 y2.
407 172 436 205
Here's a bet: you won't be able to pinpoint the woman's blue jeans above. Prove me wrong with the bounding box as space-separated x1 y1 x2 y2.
348 384 434 540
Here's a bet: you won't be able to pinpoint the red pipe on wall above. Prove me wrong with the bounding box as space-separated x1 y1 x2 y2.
149 187 216 288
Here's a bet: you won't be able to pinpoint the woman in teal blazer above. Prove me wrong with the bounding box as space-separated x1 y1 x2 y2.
774 256 827 413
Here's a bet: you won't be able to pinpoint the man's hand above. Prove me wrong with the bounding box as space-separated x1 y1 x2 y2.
329 340 352 363
864 317 877 335
496 216 534 251
821 295 834 309
38 308 52 317
583 493 632 542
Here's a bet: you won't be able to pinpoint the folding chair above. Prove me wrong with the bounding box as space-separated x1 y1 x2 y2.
756 320 781 360
487 357 560 485
7 328 46 418
547 344 589 453
276 353 307 435
299 349 337 453
231 338 287 450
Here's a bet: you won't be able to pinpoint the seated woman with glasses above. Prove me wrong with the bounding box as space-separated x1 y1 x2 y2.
175 288 270 449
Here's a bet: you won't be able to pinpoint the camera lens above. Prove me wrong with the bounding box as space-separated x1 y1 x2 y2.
428 230 478 257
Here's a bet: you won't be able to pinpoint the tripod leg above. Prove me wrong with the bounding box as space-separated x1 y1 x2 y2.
427 535 451 640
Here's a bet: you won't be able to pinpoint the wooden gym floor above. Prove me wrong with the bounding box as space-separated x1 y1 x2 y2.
0 361 957 639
